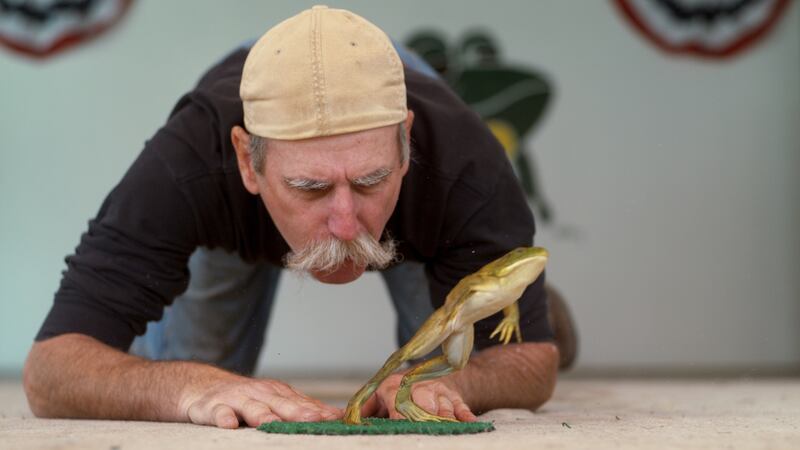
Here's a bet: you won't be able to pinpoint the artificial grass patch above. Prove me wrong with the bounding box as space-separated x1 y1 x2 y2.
257 418 495 435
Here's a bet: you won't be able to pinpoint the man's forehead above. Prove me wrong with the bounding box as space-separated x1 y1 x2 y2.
268 122 398 148
265 125 400 176
278 154 396 181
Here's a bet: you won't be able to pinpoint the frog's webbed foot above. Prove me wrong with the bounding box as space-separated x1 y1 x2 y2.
490 303 522 344
397 398 459 423
342 410 362 425
343 391 368 425
394 355 461 422
489 316 522 344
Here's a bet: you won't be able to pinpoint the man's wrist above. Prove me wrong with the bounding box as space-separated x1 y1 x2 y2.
439 358 482 408
439 342 559 413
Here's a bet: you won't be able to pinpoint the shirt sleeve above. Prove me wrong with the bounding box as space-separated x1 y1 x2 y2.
426 172 553 350
34 131 199 351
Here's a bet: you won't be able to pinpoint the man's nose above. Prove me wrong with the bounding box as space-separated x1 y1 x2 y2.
327 186 360 241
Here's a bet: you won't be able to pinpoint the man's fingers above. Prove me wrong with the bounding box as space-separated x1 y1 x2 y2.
360 393 381 417
306 398 342 419
452 397 477 422
386 392 405 420
212 403 239 429
388 406 404 420
292 396 340 420
320 406 342 420
182 378 340 428
285 384 341 417
276 383 301 398
239 398 279 427
257 383 342 421
268 395 323 422
187 401 238 428
437 395 455 419
314 403 342 420
412 389 438 414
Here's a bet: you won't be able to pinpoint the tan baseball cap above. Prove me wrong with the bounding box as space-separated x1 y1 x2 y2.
240 5 407 140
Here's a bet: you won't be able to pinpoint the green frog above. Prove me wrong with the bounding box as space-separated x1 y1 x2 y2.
343 246 549 424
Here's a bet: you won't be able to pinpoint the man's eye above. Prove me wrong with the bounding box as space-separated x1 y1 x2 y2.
354 182 381 192
290 186 329 197
302 188 329 196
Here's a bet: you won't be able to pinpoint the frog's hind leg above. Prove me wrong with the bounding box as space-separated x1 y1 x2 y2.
343 308 452 424
395 325 475 422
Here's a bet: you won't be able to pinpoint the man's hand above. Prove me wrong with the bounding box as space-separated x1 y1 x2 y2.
352 342 557 423
359 373 477 422
179 376 342 428
23 334 342 429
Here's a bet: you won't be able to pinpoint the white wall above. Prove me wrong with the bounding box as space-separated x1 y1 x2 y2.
1 0 798 375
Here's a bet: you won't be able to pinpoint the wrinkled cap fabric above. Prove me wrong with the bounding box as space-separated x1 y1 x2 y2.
241 5 407 140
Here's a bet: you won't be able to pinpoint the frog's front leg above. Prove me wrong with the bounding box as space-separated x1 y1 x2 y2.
343 349 405 425
489 302 522 344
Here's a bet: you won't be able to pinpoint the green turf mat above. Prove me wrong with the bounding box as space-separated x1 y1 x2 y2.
257 418 495 435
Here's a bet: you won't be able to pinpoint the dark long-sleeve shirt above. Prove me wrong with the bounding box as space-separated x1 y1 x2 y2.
36 48 552 351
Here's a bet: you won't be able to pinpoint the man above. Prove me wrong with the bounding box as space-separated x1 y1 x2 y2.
23 6 562 428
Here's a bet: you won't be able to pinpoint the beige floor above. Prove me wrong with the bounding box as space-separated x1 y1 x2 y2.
1 377 799 450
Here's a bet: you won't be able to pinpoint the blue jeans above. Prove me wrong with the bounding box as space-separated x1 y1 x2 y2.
130 247 435 375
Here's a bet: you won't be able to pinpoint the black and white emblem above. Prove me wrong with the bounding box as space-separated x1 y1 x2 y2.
0 0 132 59
614 0 792 58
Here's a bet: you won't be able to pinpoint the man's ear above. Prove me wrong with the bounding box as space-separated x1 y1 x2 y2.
231 126 260 195
404 109 415 136
400 110 415 176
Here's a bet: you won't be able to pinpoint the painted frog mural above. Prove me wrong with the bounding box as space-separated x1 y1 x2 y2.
406 30 555 223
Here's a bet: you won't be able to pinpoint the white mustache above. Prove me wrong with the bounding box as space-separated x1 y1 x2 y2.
284 233 398 274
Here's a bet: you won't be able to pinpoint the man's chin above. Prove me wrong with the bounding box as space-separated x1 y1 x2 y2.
311 262 366 284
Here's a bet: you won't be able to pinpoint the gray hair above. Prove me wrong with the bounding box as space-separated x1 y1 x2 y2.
248 122 410 174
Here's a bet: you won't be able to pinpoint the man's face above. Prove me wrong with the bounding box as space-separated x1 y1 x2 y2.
236 116 412 284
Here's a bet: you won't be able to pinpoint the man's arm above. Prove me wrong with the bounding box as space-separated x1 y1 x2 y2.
445 342 559 413
364 342 559 420
24 334 341 427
